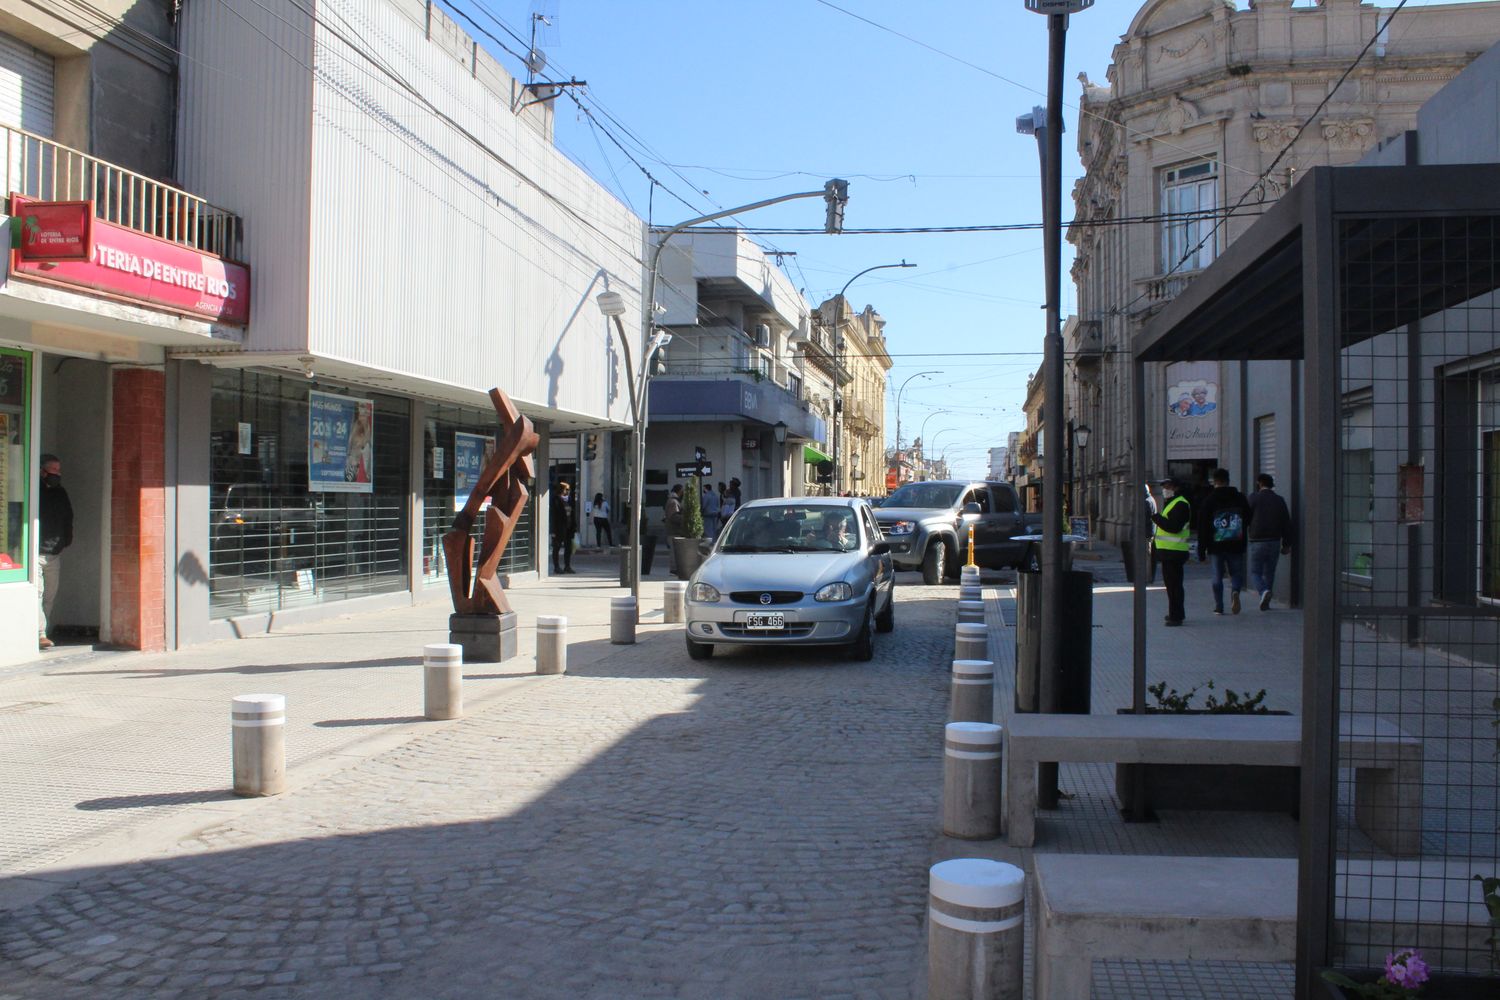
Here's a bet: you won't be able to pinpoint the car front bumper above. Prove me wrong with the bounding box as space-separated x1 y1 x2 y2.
685 599 863 645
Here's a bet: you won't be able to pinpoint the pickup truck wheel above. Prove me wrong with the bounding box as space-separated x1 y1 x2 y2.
921 540 946 585
943 544 963 582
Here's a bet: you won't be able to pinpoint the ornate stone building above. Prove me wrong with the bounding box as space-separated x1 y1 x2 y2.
1067 0 1500 543
813 297 891 495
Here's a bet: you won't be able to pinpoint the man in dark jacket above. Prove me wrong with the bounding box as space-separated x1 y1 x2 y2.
550 481 576 574
1196 468 1252 615
37 453 72 649
1150 477 1192 626
1247 473 1294 610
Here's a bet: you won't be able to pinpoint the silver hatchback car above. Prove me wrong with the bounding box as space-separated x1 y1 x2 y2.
683 497 896 661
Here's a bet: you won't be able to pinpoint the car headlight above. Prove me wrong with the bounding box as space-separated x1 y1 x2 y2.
886 520 915 536
689 582 721 602
814 582 854 602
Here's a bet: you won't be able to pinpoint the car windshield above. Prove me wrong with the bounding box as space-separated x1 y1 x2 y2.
718 505 860 553
883 482 963 510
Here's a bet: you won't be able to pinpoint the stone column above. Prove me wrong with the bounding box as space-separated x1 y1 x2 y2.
231 693 285 796
955 622 988 662
610 596 637 644
423 643 463 720
927 858 1025 1000
663 581 687 624
943 721 1002 840
950 659 995 723
536 615 567 675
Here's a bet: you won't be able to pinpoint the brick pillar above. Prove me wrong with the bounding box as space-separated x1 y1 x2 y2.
111 368 167 651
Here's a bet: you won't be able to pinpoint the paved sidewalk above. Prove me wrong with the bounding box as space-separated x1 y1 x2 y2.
1 554 655 897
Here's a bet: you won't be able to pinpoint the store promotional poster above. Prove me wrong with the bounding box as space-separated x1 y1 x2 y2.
308 390 374 493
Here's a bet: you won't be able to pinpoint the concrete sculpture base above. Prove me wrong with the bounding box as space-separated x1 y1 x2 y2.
449 611 517 663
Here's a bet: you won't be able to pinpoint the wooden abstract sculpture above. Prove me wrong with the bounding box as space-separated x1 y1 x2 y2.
443 388 539 616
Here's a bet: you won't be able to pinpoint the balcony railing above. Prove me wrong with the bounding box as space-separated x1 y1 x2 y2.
5 125 242 260
1134 270 1198 306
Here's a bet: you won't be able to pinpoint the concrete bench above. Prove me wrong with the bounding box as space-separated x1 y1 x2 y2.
1032 854 1297 1000
1005 713 1422 853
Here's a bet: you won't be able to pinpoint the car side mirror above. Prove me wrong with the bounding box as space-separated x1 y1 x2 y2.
870 541 892 556
962 502 982 516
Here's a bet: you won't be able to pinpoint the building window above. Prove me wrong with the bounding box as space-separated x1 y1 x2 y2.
1255 414 1277 479
209 370 411 618
788 373 802 400
0 348 30 582
1161 159 1219 274
1342 400 1373 582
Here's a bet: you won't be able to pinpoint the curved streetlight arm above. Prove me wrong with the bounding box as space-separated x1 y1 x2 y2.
916 409 951 449
894 369 941 456
831 260 915 494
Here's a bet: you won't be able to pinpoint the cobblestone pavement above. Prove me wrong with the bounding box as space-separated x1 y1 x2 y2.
0 580 962 999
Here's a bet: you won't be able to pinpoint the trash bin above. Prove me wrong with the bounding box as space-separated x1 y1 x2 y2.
1013 569 1092 808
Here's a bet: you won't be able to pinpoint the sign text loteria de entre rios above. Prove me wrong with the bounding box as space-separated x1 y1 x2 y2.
9 196 249 326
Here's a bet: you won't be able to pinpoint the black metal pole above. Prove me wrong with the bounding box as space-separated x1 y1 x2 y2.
1039 12 1068 720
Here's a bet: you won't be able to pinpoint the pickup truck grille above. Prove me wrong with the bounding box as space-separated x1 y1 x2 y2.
729 590 803 605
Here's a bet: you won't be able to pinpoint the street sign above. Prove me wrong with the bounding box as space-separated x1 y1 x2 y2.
676 462 712 478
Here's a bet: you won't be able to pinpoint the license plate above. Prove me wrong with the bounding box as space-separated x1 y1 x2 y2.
744 612 785 630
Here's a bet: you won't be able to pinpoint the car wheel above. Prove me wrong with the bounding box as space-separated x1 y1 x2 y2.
850 601 876 661
685 635 713 660
943 544 963 582
874 589 895 633
921 540 946 585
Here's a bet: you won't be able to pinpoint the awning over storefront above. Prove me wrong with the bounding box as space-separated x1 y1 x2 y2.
802 443 832 464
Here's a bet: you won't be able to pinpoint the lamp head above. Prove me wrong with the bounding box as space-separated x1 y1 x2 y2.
773 421 788 445
1075 424 1091 450
596 291 627 317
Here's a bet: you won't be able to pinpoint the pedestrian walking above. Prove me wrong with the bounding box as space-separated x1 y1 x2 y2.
550 481 576 574
1150 476 1191 626
701 480 721 540
664 484 685 573
590 492 612 548
37 453 72 650
1247 473 1294 610
717 481 736 534
1196 468 1251 615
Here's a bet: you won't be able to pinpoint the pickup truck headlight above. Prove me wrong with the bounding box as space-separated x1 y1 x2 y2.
689 583 721 602
886 520 916 536
814 582 853 602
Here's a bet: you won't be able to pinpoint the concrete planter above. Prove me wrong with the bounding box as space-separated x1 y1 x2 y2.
671 537 706 580
1114 709 1297 815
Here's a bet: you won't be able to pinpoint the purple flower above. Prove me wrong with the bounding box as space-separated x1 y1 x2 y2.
1383 949 1429 990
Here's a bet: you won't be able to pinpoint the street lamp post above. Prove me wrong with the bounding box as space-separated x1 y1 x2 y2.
832 260 915 495
623 180 850 601
1020 0 1091 733
894 371 940 451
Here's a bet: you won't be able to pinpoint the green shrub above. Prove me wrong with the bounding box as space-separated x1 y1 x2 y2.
683 476 704 538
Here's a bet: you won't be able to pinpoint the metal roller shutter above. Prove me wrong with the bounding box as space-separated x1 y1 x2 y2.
0 31 54 136
1256 414 1277 479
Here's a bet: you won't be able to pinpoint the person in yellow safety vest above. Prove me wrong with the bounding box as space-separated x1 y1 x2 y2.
1150 476 1193 626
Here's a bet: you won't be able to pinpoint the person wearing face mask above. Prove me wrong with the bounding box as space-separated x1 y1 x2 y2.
37 454 72 650
1150 476 1192 627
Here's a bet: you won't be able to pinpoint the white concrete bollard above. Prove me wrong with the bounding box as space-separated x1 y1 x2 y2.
663 581 687 624
960 580 982 599
957 599 985 625
610 596 637 645
943 722 1002 840
927 858 1026 1000
536 616 567 675
955 621 988 662
960 564 981 582
231 694 285 796
950 659 995 724
423 643 463 720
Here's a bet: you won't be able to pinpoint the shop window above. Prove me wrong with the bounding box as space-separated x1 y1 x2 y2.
1161 159 1219 274
422 405 536 586
0 348 29 581
209 370 410 618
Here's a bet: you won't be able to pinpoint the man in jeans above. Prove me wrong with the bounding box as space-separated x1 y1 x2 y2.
1196 468 1251 615
37 453 73 649
1247 473 1294 610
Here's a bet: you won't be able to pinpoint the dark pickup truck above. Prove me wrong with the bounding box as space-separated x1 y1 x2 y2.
872 479 1032 584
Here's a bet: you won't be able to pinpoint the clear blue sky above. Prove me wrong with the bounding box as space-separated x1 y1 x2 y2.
443 0 1437 479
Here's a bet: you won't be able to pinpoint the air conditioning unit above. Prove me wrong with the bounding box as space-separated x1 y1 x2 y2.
753 323 771 348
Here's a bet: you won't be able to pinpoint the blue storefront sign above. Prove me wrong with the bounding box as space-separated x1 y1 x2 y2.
308 389 374 493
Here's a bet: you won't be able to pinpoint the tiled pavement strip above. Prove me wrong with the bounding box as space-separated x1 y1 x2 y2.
0 544 1313 998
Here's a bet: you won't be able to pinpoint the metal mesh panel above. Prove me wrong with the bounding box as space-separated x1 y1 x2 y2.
1334 215 1500 976
209 371 410 618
